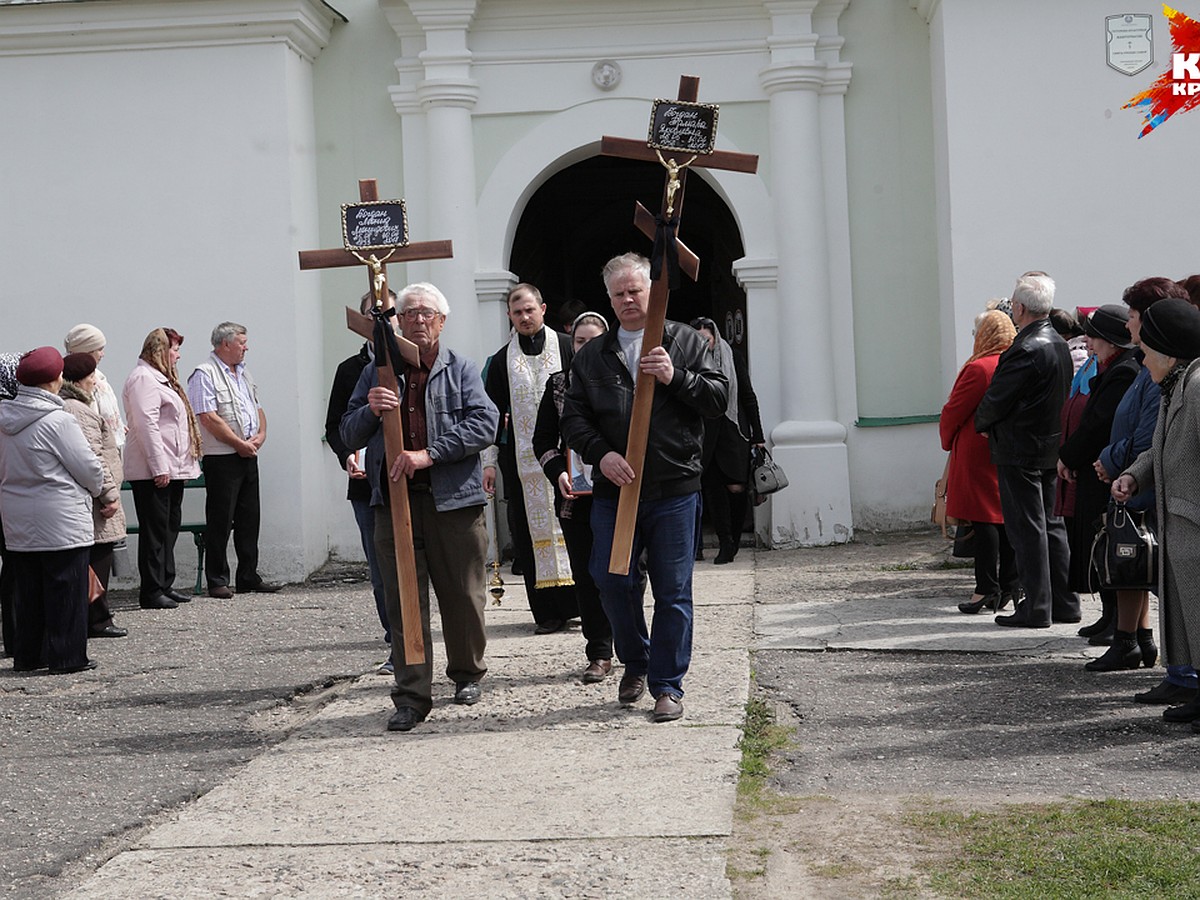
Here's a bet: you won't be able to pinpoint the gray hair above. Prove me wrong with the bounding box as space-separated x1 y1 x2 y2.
602 253 651 295
1012 272 1055 317
397 282 450 317
210 321 247 348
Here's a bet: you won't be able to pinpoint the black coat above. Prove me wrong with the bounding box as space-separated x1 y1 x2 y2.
1058 348 1140 590
975 318 1072 468
561 321 728 502
324 344 372 502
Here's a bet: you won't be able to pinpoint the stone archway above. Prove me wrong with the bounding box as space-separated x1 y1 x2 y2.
507 156 749 349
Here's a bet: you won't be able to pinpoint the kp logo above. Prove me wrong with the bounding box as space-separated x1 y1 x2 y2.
1125 4 1200 136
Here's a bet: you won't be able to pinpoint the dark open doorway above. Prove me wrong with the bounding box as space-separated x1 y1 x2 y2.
508 155 749 350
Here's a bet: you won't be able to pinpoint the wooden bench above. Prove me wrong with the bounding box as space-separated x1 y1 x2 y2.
120 475 207 595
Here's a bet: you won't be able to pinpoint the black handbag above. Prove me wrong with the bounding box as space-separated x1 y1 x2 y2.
1090 501 1158 591
751 446 789 499
951 523 976 559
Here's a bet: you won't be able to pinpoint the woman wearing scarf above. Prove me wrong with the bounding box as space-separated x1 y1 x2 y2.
122 329 203 610
689 317 765 565
64 324 126 454
60 352 128 639
940 309 1021 614
1114 299 1200 727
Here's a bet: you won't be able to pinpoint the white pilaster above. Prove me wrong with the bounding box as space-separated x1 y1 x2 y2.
757 0 853 546
390 0 484 362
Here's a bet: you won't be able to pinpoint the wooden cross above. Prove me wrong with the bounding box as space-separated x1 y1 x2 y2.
299 179 453 666
599 76 758 575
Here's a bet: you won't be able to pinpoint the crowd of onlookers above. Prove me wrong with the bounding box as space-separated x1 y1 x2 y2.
940 271 1200 729
0 322 278 674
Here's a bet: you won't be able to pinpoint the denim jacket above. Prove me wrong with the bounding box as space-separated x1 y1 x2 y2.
340 343 498 512
1099 358 1159 512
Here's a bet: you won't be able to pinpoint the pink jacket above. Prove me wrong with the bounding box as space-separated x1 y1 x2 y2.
122 359 200 481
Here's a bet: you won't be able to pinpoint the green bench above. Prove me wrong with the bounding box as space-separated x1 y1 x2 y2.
120 475 207 595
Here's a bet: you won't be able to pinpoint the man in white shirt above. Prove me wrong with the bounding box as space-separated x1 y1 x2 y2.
186 322 281 599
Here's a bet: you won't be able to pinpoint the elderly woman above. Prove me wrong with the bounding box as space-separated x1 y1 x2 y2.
1093 279 1193 695
941 309 1020 613
1052 307 1139 668
122 328 202 610
0 348 105 674
65 324 126 454
533 311 617 683
1113 299 1200 727
689 317 765 564
60 352 128 639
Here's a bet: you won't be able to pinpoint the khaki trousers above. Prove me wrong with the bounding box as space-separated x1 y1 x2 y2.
374 492 488 717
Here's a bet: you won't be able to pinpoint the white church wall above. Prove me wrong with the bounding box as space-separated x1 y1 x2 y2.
934 0 1200 386
840 0 941 419
309 0 411 560
0 0 341 581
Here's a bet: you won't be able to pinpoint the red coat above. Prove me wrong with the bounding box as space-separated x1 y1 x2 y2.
939 355 1004 524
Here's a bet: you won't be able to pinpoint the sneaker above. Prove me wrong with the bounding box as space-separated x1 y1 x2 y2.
377 658 394 676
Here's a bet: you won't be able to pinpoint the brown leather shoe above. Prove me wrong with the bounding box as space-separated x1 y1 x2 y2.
582 659 612 683
208 585 234 599
618 672 645 706
652 694 684 722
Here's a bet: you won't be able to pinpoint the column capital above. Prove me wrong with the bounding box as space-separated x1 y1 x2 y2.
821 61 853 95
731 257 779 289
417 77 480 110
404 0 479 32
759 59 827 95
475 270 517 304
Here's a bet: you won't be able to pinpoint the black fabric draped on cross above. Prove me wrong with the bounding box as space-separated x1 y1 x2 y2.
371 305 407 381
650 214 681 290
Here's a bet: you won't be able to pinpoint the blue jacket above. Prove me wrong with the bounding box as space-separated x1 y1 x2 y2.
1099 357 1159 512
340 344 498 512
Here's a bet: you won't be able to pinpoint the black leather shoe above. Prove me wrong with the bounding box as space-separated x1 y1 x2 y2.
164 589 193 604
140 594 178 610
453 681 481 705
387 707 424 732
238 581 282 593
995 613 1050 628
533 619 565 635
1134 681 1196 705
1085 631 1142 671
1163 698 1200 723
13 659 47 673
48 660 97 675
618 672 646 706
89 625 128 638
1052 613 1083 624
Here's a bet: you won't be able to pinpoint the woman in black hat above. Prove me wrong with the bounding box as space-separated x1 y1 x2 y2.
1054 307 1140 669
1114 299 1200 727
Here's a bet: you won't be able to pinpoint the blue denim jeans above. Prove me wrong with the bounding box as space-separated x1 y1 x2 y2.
590 492 699 700
351 497 389 641
1166 664 1198 689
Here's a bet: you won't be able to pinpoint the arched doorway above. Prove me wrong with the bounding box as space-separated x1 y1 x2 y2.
508 156 749 350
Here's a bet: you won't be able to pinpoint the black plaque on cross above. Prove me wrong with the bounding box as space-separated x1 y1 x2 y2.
299 179 453 665
599 76 759 575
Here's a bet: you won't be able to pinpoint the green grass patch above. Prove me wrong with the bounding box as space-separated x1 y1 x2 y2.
910 799 1200 898
736 696 798 814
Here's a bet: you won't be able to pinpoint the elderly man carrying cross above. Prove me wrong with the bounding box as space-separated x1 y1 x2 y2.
341 282 498 733
561 253 728 722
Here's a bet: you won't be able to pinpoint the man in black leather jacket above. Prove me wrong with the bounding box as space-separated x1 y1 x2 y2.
975 272 1080 628
561 253 728 722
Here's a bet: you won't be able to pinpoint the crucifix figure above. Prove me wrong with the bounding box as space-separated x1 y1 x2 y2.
599 75 759 575
299 179 453 665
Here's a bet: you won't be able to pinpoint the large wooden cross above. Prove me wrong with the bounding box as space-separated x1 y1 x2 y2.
600 76 758 575
299 179 453 665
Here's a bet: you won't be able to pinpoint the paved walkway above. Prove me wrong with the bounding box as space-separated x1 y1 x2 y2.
64 560 756 899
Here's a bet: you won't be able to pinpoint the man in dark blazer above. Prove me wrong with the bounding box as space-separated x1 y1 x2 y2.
975 271 1080 628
